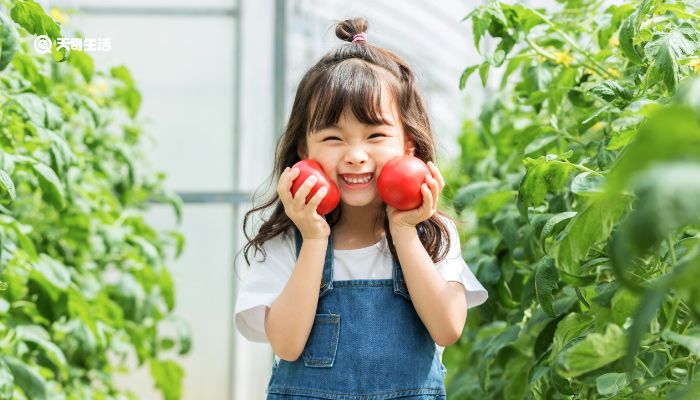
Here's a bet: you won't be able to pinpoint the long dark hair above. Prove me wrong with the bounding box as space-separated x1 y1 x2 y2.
242 17 452 266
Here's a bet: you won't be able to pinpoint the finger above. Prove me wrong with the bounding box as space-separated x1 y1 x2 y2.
293 175 317 207
428 161 445 192
307 185 328 212
421 183 433 215
426 174 439 205
277 167 295 204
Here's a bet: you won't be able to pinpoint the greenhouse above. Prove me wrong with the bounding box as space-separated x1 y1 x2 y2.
0 0 698 399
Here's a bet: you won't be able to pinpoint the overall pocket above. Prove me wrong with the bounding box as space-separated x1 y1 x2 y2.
302 313 340 368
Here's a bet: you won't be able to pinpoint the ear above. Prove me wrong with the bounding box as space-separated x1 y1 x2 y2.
296 139 307 160
404 135 416 156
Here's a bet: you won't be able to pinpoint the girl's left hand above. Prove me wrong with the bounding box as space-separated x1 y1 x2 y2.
387 161 445 234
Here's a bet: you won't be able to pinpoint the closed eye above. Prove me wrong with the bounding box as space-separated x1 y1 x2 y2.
322 133 386 141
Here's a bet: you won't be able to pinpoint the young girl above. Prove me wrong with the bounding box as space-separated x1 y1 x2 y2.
235 17 488 399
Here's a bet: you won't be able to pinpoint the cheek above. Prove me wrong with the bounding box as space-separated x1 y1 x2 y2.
307 151 337 177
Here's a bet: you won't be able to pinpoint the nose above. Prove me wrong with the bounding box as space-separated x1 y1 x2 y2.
344 146 368 165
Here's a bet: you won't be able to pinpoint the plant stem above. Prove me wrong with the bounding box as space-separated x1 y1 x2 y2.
529 8 614 79
636 356 655 377
667 236 677 265
562 160 605 176
665 295 680 331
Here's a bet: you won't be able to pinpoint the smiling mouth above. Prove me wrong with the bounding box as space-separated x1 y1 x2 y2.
340 173 373 185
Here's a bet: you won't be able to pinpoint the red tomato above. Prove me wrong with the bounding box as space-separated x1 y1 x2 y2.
290 160 340 215
377 155 429 210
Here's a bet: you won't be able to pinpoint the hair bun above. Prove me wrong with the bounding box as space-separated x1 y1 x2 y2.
335 17 368 43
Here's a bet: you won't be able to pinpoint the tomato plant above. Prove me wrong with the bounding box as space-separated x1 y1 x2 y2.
442 0 700 398
0 2 188 399
291 159 340 215
377 155 429 210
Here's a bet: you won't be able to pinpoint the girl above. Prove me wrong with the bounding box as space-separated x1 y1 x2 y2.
235 17 488 399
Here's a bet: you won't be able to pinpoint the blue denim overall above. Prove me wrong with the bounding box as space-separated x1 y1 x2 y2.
266 229 447 399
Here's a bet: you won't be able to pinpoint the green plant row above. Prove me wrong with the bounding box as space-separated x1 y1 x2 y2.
442 0 700 398
0 1 188 399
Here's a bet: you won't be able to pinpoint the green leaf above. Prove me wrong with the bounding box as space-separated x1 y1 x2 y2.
0 14 19 71
524 135 558 156
479 61 490 87
553 195 628 275
517 156 575 218
661 329 700 357
150 359 184 400
13 93 46 127
0 170 15 203
591 80 633 102
0 358 13 400
606 106 700 192
67 50 94 83
471 14 489 52
618 0 654 65
15 325 68 375
570 172 605 196
606 129 637 150
551 312 594 358
540 211 577 244
556 324 627 378
30 254 70 300
31 163 66 210
644 23 698 92
475 190 516 217
597 372 628 396
459 64 479 90
10 53 51 94
674 75 700 116
9 0 61 40
111 65 142 117
165 315 192 355
453 181 501 213
624 289 664 371
616 163 700 256
611 289 640 325
2 356 47 400
503 354 531 400
535 257 559 317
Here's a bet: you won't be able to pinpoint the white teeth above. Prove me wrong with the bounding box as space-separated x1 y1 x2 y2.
342 174 372 184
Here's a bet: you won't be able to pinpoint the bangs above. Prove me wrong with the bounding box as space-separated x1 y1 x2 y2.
307 60 398 134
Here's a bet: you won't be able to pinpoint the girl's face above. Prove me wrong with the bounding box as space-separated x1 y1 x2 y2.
301 92 413 208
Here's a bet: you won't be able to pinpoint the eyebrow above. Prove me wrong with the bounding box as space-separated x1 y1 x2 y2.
324 120 395 130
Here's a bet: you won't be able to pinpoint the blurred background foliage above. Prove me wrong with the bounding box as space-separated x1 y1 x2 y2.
0 1 188 399
442 0 700 398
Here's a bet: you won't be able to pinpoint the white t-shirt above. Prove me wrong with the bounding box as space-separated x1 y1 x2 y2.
234 217 488 361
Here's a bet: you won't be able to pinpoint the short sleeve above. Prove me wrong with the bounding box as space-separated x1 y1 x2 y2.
435 217 489 309
234 231 296 343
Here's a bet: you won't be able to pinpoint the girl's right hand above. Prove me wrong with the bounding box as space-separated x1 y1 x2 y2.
277 166 331 240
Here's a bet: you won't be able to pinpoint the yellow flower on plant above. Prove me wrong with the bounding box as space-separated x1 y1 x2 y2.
87 80 108 96
691 58 700 73
50 8 69 25
591 121 606 132
609 34 619 47
553 50 574 66
608 67 621 78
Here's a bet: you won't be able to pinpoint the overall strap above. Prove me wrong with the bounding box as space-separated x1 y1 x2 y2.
293 228 334 298
393 224 425 301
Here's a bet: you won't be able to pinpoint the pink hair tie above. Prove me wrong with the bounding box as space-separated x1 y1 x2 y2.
352 32 367 43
